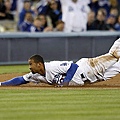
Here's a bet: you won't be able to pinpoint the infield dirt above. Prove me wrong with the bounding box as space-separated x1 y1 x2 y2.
0 73 120 88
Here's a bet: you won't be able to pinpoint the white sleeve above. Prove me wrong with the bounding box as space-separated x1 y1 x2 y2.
23 72 33 81
0 82 1 86
23 72 46 83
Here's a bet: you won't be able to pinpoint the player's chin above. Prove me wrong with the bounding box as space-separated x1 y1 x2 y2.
32 71 37 74
30 69 38 74
30 70 35 74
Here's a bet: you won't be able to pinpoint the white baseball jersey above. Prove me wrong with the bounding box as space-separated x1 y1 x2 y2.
23 61 86 85
60 0 90 32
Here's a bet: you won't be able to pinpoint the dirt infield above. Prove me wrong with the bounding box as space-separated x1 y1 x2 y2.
0 73 120 88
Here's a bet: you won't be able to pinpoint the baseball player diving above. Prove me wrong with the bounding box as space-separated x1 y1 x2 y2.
1 38 120 87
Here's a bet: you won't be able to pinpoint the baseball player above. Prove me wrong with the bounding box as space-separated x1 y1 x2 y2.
0 38 120 87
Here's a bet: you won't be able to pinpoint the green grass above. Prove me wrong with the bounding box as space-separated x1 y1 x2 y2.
0 88 120 120
0 65 29 74
0 65 120 120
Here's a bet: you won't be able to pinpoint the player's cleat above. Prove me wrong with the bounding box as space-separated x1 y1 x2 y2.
109 38 120 59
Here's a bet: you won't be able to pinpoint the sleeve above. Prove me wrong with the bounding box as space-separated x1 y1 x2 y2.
23 72 46 84
0 76 28 86
18 11 25 25
62 63 79 86
19 23 25 31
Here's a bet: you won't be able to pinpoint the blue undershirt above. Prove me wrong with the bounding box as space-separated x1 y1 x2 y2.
1 76 28 86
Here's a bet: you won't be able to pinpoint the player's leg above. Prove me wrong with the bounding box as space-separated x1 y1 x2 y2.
88 53 118 79
87 38 120 79
75 38 120 83
109 38 120 59
103 59 120 80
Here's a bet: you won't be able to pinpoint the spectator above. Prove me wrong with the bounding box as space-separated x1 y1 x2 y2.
87 10 95 30
110 0 119 11
17 0 35 15
19 11 33 31
0 0 14 20
110 0 120 20
28 17 42 32
114 15 120 31
60 0 90 32
35 0 61 15
90 8 109 30
109 8 118 18
53 20 64 31
35 0 49 15
0 0 6 20
47 0 62 28
18 0 35 29
106 14 117 31
4 0 14 20
118 0 120 14
38 14 53 32
89 0 111 17
10 0 17 13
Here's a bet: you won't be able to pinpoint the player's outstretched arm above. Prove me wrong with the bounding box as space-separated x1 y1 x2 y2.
0 76 29 86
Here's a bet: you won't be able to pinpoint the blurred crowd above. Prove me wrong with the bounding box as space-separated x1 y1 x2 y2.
0 0 120 32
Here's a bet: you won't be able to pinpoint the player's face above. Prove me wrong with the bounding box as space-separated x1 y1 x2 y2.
28 59 45 76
